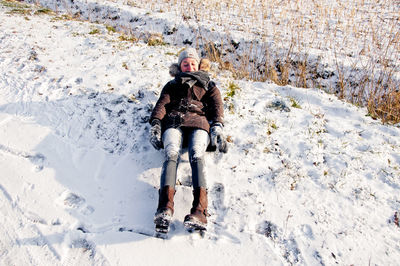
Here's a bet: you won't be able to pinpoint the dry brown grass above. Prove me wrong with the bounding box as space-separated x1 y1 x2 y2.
6 0 399 123
368 89 400 124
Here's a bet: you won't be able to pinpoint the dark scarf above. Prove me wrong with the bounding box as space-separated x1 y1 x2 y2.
175 71 210 90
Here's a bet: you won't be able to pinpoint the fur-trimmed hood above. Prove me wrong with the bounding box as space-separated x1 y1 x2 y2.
169 58 211 77
169 63 181 77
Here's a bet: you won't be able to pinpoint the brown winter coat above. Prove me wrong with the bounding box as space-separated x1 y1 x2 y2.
150 70 224 133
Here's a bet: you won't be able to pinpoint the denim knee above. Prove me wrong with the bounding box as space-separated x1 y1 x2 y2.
163 128 183 161
188 129 209 162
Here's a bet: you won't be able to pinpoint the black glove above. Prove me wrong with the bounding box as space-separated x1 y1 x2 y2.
210 123 228 153
150 119 163 150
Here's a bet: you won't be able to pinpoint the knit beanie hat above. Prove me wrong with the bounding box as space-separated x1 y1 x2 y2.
178 48 200 66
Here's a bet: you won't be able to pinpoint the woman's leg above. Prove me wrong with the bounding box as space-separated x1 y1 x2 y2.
154 128 183 232
184 129 210 229
160 128 183 188
188 129 210 188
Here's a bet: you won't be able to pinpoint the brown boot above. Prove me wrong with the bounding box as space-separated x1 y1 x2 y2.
154 186 175 232
184 187 208 230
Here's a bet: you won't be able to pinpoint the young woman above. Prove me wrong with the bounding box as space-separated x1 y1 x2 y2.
149 48 227 233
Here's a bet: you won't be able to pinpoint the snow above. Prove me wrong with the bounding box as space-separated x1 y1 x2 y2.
1 1 400 265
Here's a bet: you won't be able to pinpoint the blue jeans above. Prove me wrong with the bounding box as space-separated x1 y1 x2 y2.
160 128 210 188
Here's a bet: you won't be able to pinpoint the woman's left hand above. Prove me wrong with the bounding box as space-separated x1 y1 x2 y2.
210 123 228 153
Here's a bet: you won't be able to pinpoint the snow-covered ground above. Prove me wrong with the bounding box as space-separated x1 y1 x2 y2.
1 1 400 265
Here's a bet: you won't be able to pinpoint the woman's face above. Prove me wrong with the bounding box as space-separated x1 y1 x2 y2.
180 58 199 72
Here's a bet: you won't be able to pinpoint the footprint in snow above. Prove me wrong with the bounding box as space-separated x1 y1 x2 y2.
256 220 305 265
0 144 46 172
300 224 314 239
62 192 86 209
27 153 46 172
58 191 95 216
62 228 109 265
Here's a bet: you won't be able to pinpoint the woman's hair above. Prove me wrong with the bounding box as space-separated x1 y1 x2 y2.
199 58 210 72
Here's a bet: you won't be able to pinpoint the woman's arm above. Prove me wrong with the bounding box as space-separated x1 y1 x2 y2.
150 82 172 124
205 82 224 125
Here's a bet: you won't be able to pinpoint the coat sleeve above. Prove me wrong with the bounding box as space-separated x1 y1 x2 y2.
149 82 172 124
205 82 224 125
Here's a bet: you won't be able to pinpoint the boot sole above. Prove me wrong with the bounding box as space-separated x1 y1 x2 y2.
154 216 171 227
154 211 172 224
183 219 207 231
155 224 169 236
154 212 172 235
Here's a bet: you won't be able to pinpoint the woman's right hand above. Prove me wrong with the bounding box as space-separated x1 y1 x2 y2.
150 119 163 150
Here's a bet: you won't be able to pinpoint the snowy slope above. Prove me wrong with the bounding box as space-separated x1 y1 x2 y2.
1 2 400 266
